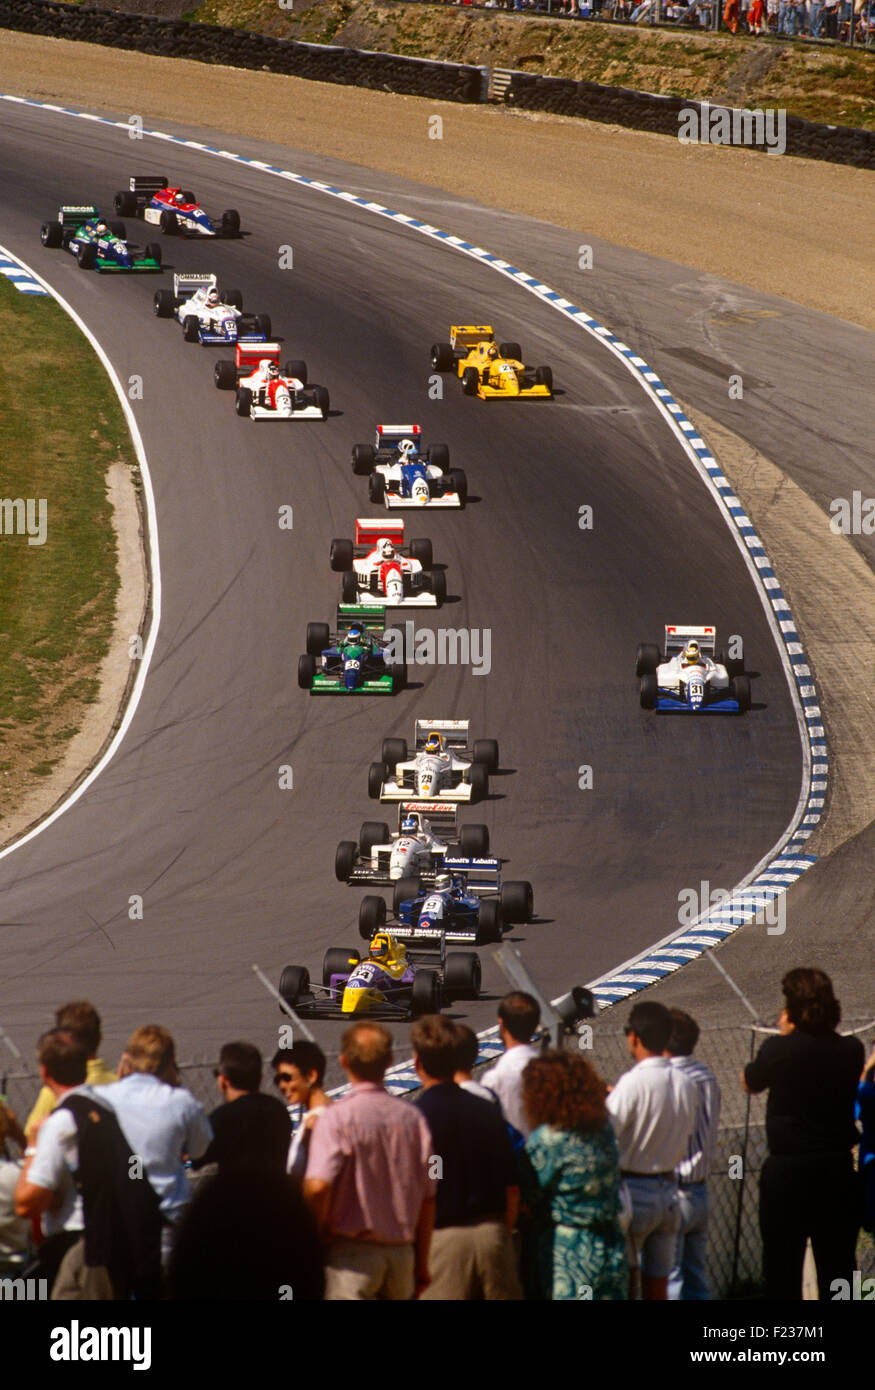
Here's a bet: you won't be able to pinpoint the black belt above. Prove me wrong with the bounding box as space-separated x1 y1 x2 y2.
621 1170 676 1180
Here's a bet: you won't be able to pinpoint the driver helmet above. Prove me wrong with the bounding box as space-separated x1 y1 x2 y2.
401 814 419 833
398 438 418 460
205 289 220 307
369 932 404 964
433 872 452 892
174 191 186 204
681 640 702 666
347 623 365 643
378 539 396 559
267 362 280 379
487 344 499 359
424 732 444 755
94 221 108 235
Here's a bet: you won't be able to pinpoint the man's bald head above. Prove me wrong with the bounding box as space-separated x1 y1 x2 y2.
340 1023 393 1083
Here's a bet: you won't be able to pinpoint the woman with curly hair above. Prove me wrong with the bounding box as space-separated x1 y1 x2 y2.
520 1051 627 1300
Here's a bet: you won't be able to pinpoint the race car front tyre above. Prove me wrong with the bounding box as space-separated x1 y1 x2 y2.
477 900 502 945
501 880 534 924
359 895 387 941
222 287 244 311
279 965 309 1007
461 367 479 397
159 210 177 234
335 841 357 882
109 220 126 239
359 821 391 856
145 244 162 267
282 359 306 385
411 970 441 1017
444 953 481 1002
731 674 751 713
329 539 354 573
447 469 468 507
341 571 359 604
367 762 387 800
113 191 136 216
409 539 433 570
352 444 375 476
222 209 241 236
76 243 96 269
431 343 455 372
427 443 449 471
393 877 421 914
381 738 407 767
472 738 499 773
235 387 252 417
468 762 488 803
214 359 237 390
254 313 271 338
534 365 553 391
298 654 316 690
635 643 661 677
153 289 175 318
310 386 330 418
459 823 489 856
306 622 330 657
182 315 200 342
388 664 407 693
323 948 358 988
640 674 658 709
40 221 63 248
369 472 386 504
430 570 447 606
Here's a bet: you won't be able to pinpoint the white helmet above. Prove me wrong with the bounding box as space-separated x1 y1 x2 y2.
378 539 395 559
398 438 418 460
205 289 220 306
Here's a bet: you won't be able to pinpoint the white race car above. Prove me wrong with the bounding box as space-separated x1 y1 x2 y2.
352 425 466 508
336 804 489 886
369 719 499 803
214 342 329 420
329 519 446 607
153 273 271 344
637 625 750 713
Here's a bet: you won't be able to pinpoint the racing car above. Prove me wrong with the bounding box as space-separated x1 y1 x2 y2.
351 425 467 508
113 176 240 237
430 326 552 400
277 931 481 1020
336 803 490 887
214 342 329 420
329 519 446 608
358 864 534 947
39 206 161 272
637 625 751 713
298 606 407 695
153 273 271 344
368 720 498 803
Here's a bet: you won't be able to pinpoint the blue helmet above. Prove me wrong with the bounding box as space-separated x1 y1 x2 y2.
401 815 418 833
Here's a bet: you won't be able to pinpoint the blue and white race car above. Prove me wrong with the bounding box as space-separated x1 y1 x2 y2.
351 425 467 508
637 625 751 713
114 177 240 237
358 863 534 946
152 274 271 345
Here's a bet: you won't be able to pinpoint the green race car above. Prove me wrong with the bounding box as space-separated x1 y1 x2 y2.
298 606 407 695
40 206 162 273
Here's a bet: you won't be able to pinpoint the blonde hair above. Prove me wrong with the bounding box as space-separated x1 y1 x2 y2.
125 1025 176 1076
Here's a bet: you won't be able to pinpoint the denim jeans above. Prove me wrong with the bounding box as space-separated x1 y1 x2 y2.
809 0 823 33
624 1176 681 1279
668 1182 711 1300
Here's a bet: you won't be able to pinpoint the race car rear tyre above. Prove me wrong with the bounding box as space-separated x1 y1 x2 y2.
499 341 522 360
430 570 447 606
409 539 433 570
431 343 454 372
113 191 136 216
393 877 421 914
145 244 162 267
444 953 481 1002
329 539 354 573
279 965 309 1007
180 191 197 205
468 762 488 803
335 840 357 882
725 651 745 679
298 654 316 690
640 674 658 710
635 643 661 677
411 970 441 1017
159 210 178 234
368 473 386 504
381 738 407 767
40 221 63 248
311 386 330 418
284 360 307 385
109 220 126 239
461 367 479 397
459 824 489 856
221 288 243 311
447 469 467 507
235 387 253 418
352 444 375 476
306 622 330 657
478 900 502 944
388 664 408 693
323 948 358 988
214 359 237 390
254 313 271 338
76 243 96 269
427 444 449 471
182 315 200 342
222 209 241 236
153 289 175 318
534 365 553 391
341 571 359 604
501 880 534 924
472 739 499 773
359 821 391 856
359 896 387 941
731 674 751 713
368 762 387 800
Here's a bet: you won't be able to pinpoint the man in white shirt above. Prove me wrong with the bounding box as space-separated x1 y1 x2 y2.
665 1009 721 1300
606 1001 697 1300
479 993 541 1137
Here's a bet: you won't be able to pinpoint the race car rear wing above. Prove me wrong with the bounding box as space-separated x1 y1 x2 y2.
336 603 388 633
664 625 717 658
398 801 459 840
450 325 494 348
354 518 405 548
128 176 169 193
414 719 470 752
376 424 422 449
173 272 217 297
439 856 501 892
236 341 280 370
58 206 98 226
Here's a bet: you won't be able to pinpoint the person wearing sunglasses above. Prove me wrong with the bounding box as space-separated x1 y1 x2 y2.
271 1043 331 1182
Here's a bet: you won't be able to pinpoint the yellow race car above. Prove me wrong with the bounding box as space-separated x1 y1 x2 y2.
430 326 553 399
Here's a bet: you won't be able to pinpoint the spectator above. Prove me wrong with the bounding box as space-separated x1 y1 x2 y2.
479 992 542 1138
192 1041 290 1175
747 0 767 29
453 1024 498 1104
743 968 864 1300
519 1051 627 1301
0 1099 30 1265
272 1041 332 1181
25 1002 116 1141
606 1001 697 1301
664 1009 721 1301
166 1169 324 1300
858 1045 875 1235
724 0 741 28
94 1025 212 1260
412 1016 521 1300
304 1023 436 1300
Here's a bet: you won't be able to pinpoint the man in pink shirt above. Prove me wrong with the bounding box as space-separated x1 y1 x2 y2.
304 1022 436 1300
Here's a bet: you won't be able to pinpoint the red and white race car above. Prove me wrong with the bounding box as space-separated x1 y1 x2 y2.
113 176 240 237
329 519 446 606
213 342 329 420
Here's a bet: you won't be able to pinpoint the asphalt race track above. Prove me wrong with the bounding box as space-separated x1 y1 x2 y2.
0 102 803 1078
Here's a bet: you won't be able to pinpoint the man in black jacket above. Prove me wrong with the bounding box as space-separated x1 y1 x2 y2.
194 1042 291 1175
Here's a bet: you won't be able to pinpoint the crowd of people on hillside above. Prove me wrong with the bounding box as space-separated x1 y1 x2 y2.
0 968 872 1300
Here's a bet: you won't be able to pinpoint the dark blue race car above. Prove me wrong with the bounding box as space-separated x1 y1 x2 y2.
358 865 534 946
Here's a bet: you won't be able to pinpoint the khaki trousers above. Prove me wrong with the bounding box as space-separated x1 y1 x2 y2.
419 1221 522 1300
324 1238 414 1300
